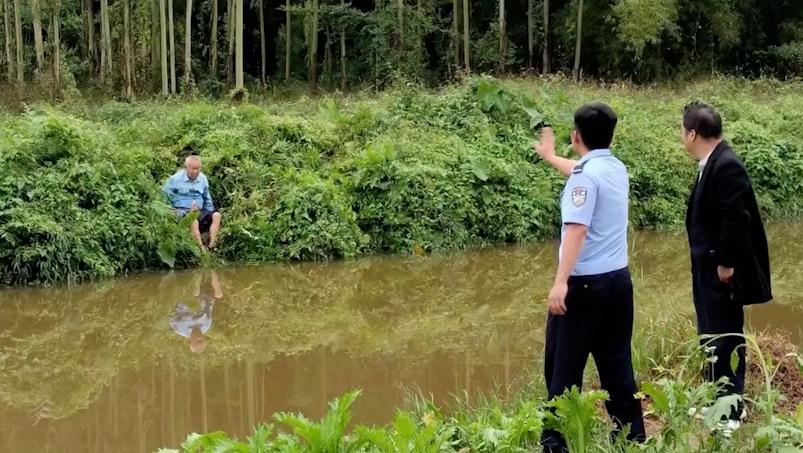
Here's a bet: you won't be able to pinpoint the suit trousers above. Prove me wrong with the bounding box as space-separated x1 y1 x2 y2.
691 254 746 420
541 267 646 452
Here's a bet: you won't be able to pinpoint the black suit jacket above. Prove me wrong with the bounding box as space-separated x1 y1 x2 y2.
686 141 772 305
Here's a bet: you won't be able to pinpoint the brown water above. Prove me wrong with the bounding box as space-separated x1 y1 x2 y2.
1 223 801 452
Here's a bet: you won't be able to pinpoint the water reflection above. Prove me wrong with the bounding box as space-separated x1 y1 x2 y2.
169 270 223 354
0 222 801 452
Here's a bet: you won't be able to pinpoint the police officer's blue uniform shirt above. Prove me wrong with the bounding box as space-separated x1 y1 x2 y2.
560 149 629 276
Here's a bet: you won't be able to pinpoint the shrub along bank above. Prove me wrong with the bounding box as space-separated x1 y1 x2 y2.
1 77 803 285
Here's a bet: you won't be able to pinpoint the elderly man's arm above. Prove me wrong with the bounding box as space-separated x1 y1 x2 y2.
162 176 176 207
202 177 215 212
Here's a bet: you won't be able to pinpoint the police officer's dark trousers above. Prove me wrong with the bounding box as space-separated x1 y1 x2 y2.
541 267 645 452
691 253 746 420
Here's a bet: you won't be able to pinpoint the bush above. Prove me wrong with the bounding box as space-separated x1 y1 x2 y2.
2 77 802 284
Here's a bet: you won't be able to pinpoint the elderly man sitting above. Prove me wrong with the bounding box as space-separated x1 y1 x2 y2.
163 155 222 251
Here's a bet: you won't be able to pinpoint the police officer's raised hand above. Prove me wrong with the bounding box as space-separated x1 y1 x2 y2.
534 127 556 160
547 281 568 315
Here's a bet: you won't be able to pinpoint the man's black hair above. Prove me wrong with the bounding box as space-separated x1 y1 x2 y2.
682 101 722 139
574 103 618 150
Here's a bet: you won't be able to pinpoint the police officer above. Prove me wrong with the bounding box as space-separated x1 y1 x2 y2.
533 103 645 452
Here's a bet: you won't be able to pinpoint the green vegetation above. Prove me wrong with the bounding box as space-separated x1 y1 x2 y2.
2 77 803 285
2 0 803 103
157 334 803 452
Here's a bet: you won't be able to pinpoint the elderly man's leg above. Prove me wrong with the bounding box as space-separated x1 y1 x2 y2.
209 212 222 249
190 219 206 250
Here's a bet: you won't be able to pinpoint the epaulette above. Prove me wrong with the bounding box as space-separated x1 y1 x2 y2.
571 160 587 174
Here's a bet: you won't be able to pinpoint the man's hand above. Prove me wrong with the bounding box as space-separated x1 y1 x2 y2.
191 201 200 212
534 127 556 161
717 265 734 283
546 281 568 315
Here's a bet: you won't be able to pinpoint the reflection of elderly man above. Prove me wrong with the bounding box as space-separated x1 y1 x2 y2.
169 270 223 353
162 155 222 251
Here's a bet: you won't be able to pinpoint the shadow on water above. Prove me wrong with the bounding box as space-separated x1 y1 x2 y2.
0 222 801 452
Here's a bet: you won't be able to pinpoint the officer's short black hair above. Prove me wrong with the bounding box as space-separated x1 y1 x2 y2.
573 103 617 150
683 101 722 139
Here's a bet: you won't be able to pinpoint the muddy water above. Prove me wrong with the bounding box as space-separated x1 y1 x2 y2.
0 223 801 452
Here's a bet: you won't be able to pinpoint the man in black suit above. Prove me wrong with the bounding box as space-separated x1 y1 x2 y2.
682 101 772 434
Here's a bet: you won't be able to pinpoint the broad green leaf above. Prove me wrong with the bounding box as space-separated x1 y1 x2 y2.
157 240 176 268
641 381 669 415
471 160 490 182
476 79 501 112
730 347 741 374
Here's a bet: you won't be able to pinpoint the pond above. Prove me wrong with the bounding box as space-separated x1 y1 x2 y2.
1 223 801 452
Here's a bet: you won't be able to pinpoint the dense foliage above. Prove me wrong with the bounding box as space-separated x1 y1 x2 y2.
1 76 803 284
1 0 803 102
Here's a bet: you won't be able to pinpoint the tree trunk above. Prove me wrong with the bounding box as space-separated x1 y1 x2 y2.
527 0 532 69
99 0 110 82
542 0 549 74
452 0 458 70
104 0 112 75
234 0 243 90
308 0 317 92
13 0 21 86
124 0 133 99
226 0 234 83
160 0 168 93
258 0 265 84
3 0 13 82
168 0 176 93
284 0 290 80
339 0 345 91
396 0 403 52
89 0 96 75
53 0 61 96
572 0 582 82
461 0 469 71
32 0 44 76
184 0 192 95
210 0 217 72
151 0 159 86
498 0 505 71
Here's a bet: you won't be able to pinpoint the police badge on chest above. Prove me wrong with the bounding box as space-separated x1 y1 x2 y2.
571 187 588 206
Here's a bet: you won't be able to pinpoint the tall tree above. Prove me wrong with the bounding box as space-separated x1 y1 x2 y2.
452 0 459 70
52 0 61 95
572 0 582 81
87 0 96 74
210 0 218 73
461 0 468 71
2 0 12 81
100 0 111 82
13 0 21 85
284 0 290 80
498 0 505 71
339 0 345 90
159 0 168 93
258 0 265 84
32 0 44 76
168 0 176 93
527 0 533 69
235 0 243 90
396 0 403 51
542 0 549 74
226 0 234 82
124 0 133 99
184 0 192 94
308 0 317 91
